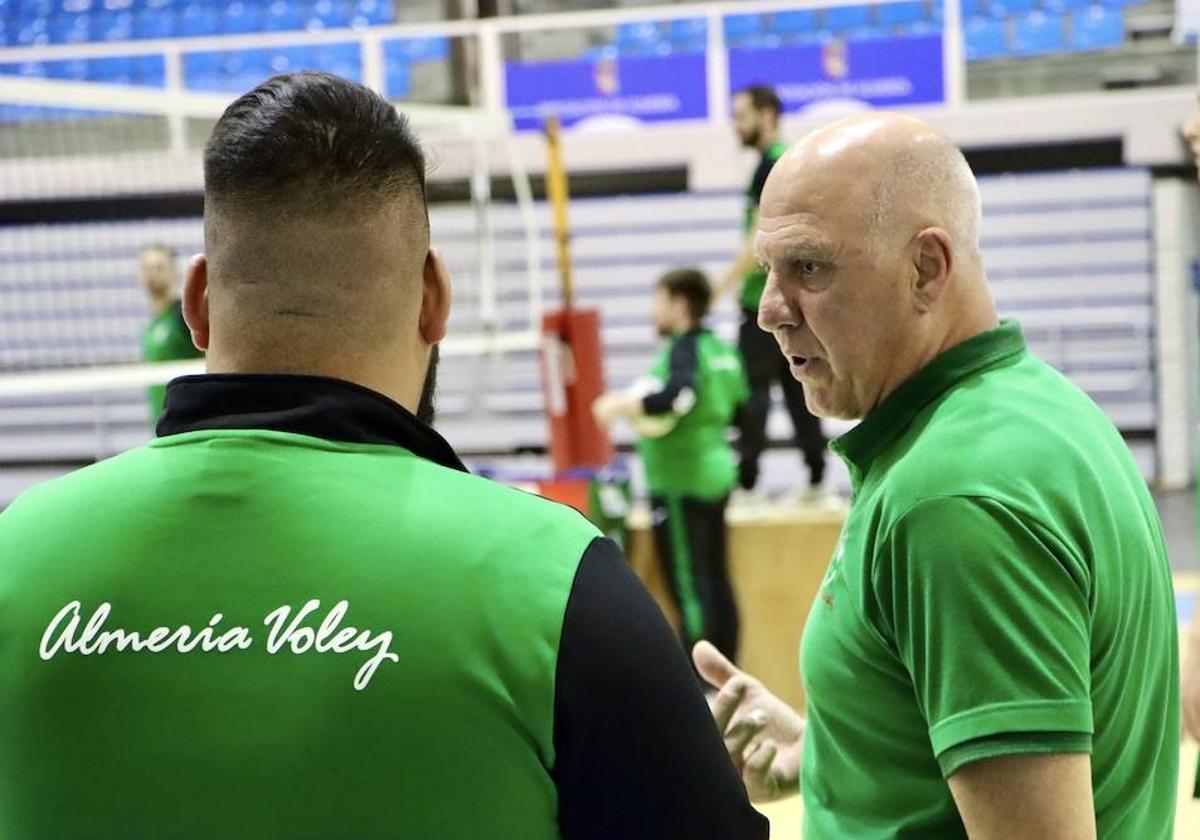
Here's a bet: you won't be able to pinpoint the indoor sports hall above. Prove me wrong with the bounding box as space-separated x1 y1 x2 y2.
1 0 1199 837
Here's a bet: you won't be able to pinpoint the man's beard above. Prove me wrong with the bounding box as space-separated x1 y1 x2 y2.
740 126 761 149
416 344 439 426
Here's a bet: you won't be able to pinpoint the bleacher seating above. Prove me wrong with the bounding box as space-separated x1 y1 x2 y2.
965 15 1009 58
1011 10 1067 54
615 20 666 56
667 17 706 52
722 13 764 49
1 0 397 44
1070 5 1124 50
0 0 1150 95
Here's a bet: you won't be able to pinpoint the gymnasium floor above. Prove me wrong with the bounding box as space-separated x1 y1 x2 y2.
757 488 1200 837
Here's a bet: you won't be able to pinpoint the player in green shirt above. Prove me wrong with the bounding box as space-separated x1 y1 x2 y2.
716 85 826 497
0 73 767 840
139 243 204 422
594 268 749 660
696 113 1178 837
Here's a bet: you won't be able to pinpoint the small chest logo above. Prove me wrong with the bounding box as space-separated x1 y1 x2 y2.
819 539 845 611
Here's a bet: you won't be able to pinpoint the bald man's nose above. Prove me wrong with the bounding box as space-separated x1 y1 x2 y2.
758 273 793 333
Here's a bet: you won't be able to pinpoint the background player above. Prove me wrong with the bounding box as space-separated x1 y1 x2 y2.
594 268 749 662
139 243 204 422
715 84 827 500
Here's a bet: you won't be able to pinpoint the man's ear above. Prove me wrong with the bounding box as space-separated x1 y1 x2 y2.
420 248 452 346
912 227 954 312
181 253 211 352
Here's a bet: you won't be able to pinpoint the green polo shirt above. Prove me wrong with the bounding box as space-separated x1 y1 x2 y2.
738 140 788 312
142 300 203 421
800 320 1178 838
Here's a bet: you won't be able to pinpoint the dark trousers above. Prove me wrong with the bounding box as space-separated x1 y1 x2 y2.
737 309 827 490
650 494 739 662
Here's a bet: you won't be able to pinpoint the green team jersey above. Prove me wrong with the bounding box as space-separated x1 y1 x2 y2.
801 320 1178 838
738 140 789 312
0 375 767 839
141 300 203 421
637 328 749 500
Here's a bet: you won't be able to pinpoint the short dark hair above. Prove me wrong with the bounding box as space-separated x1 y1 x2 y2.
203 72 427 215
735 84 782 118
659 267 712 324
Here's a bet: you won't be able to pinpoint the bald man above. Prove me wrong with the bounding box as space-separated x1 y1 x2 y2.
695 113 1179 838
0 73 766 839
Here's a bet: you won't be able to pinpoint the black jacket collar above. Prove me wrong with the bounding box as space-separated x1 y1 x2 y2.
157 374 468 474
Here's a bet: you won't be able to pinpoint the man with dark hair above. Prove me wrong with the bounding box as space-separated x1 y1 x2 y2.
0 73 766 840
594 268 749 662
717 83 827 499
139 243 203 422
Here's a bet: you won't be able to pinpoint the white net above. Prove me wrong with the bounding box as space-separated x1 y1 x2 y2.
0 70 545 466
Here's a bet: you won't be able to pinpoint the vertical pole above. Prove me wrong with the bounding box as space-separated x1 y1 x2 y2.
544 115 574 312
705 7 729 127
943 0 965 107
163 46 186 154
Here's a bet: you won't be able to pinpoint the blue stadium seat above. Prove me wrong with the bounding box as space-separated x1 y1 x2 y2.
1043 0 1092 11
88 56 135 84
223 2 262 35
316 42 362 81
824 5 873 32
668 17 706 51
308 0 353 30
48 11 92 43
1011 10 1065 54
132 5 174 39
268 45 317 75
95 9 135 41
772 10 817 38
7 60 48 78
184 50 223 90
222 48 271 76
990 0 1037 17
878 1 928 26
388 36 449 62
843 25 888 40
18 0 56 21
386 60 409 99
264 0 305 33
131 53 165 86
1070 6 1123 50
616 21 666 55
13 17 50 47
961 0 987 17
964 16 1008 59
899 19 939 36
45 58 89 79
723 13 764 47
177 3 220 38
350 0 392 27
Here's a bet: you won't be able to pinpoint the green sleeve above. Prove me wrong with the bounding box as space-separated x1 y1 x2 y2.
872 495 1094 770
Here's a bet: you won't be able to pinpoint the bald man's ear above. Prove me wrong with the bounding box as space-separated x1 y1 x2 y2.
181 253 210 352
912 227 954 312
420 249 451 346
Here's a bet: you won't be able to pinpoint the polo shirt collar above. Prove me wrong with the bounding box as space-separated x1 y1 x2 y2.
830 319 1026 482
157 373 468 473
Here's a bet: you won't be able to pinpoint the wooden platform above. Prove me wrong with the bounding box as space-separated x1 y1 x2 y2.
626 499 846 712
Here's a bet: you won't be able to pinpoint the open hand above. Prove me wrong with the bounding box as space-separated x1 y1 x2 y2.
693 640 804 803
